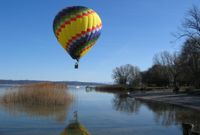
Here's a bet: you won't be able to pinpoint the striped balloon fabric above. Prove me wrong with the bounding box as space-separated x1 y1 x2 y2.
53 6 102 61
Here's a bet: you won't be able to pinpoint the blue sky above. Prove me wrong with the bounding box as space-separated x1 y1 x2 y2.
0 0 199 82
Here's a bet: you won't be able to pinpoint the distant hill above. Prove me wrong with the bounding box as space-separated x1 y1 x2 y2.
57 81 105 86
0 79 106 86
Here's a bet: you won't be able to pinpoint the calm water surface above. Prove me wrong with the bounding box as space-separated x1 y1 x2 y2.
0 85 199 135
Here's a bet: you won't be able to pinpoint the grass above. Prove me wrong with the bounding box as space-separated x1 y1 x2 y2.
95 85 128 94
95 84 172 94
95 84 169 92
1 82 72 106
95 85 127 90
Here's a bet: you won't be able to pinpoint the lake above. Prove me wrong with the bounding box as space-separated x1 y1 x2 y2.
0 85 199 135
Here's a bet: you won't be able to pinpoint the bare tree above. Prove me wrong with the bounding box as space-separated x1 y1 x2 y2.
180 38 200 88
112 64 141 86
176 6 200 49
141 64 169 87
128 66 141 87
153 51 180 91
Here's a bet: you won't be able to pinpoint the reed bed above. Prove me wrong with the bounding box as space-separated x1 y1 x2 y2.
1 82 72 106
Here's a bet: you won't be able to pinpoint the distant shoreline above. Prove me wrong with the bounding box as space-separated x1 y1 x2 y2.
0 79 106 86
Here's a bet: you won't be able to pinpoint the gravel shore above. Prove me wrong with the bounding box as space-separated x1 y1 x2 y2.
130 90 200 111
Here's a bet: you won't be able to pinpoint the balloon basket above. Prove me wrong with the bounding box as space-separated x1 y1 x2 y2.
75 63 79 69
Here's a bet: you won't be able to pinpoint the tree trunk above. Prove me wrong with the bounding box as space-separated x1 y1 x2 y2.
173 75 179 93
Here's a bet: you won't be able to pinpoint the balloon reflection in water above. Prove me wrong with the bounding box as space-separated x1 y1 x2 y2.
61 121 90 135
112 94 141 114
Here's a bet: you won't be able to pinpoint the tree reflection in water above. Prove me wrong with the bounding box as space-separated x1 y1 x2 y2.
112 94 200 134
112 94 141 114
141 100 200 133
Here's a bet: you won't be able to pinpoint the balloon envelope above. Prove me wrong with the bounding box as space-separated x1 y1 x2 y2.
53 6 102 60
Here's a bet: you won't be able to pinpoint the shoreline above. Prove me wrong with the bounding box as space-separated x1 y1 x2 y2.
95 85 200 111
130 91 200 111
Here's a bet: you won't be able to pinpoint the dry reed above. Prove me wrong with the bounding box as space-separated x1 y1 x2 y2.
1 82 72 106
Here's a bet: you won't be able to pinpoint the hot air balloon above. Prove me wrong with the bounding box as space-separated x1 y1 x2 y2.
53 6 102 69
